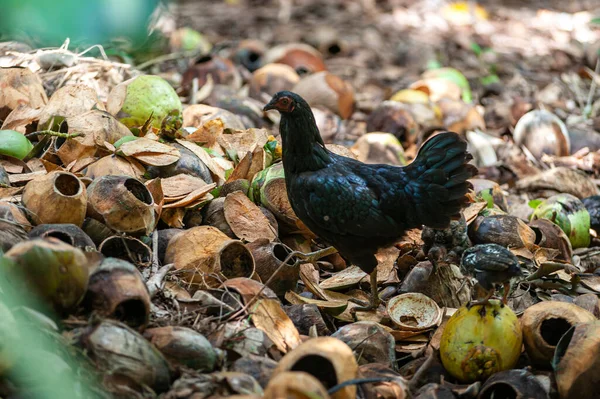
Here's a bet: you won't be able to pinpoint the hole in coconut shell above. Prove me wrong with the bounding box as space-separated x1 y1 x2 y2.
291 354 338 389
273 243 298 264
531 226 544 245
195 55 213 64
54 173 82 196
327 43 341 55
480 382 518 399
541 318 573 346
219 242 254 279
112 298 148 328
43 231 75 246
99 236 152 266
124 179 153 205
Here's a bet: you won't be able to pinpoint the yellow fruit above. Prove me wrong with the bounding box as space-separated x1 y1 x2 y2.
440 300 522 382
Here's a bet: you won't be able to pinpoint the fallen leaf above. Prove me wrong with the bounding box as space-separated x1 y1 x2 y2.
251 298 301 353
223 191 277 242
162 183 216 209
160 174 208 198
119 138 180 166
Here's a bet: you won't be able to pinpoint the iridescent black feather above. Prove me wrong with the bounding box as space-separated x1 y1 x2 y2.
266 91 478 274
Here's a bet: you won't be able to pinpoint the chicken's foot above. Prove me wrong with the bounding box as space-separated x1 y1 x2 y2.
349 271 380 320
284 246 339 267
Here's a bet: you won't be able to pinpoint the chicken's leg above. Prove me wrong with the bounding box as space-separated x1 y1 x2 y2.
467 289 494 316
285 246 338 267
349 270 380 318
501 281 510 305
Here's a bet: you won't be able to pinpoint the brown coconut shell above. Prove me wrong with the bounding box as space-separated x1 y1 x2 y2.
292 71 354 119
469 215 536 250
521 301 596 368
83 258 150 329
22 171 87 226
553 321 600 399
246 239 298 297
164 226 255 290
272 336 358 399
86 175 155 236
263 43 326 75
264 371 331 399
249 63 300 99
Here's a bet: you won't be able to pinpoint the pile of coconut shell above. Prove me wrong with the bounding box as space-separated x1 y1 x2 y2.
1 8 600 398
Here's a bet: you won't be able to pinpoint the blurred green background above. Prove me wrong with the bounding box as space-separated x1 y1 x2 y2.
0 0 160 48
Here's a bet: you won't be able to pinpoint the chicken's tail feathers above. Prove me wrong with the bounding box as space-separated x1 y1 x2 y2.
404 131 478 228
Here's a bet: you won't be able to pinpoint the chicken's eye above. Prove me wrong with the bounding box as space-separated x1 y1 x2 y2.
281 98 289 105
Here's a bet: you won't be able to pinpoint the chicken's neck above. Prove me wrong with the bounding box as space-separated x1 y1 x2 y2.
280 112 331 174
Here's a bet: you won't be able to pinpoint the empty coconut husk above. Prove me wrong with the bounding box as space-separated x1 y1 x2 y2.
165 226 255 290
521 301 596 368
22 171 87 226
29 223 95 250
479 369 549 399
247 238 298 297
98 236 152 267
143 326 220 372
3 237 89 314
79 320 172 393
264 371 331 399
87 175 155 236
272 336 358 399
83 258 151 329
553 321 600 399
0 201 29 251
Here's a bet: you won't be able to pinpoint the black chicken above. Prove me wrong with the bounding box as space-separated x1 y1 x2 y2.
264 91 477 313
461 243 522 307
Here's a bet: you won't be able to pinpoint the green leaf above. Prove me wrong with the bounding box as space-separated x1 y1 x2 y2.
528 199 543 209
591 17 600 25
470 42 483 57
264 139 278 154
480 74 500 86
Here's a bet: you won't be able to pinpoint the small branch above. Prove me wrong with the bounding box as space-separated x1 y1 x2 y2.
584 58 600 119
26 131 83 140
147 263 173 298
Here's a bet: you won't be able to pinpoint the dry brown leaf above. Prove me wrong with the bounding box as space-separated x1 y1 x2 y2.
299 263 327 299
226 151 252 183
0 159 24 174
162 183 216 209
0 186 23 200
145 178 164 220
246 146 266 182
463 201 488 225
38 84 105 128
119 138 180 166
176 139 227 184
183 192 214 209
185 119 225 146
251 298 301 353
223 191 277 242
9 170 46 185
1 105 43 133
161 174 208 198
0 68 48 114
217 128 269 159
516 167 599 199
161 208 185 228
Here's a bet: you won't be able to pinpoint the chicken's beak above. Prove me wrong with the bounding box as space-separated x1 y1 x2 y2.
263 99 276 112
